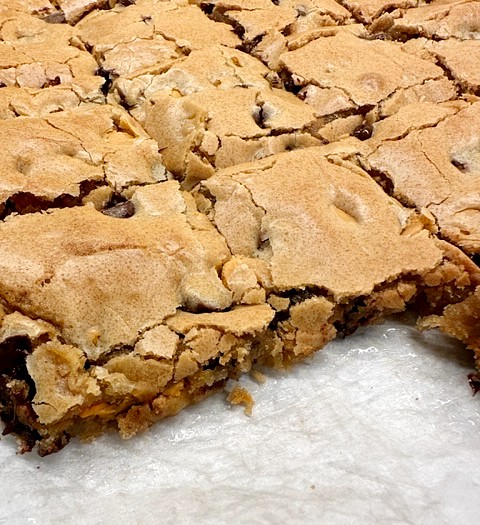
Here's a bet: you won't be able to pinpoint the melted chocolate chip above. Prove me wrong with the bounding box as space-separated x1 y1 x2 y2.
102 200 135 219
0 336 32 375
452 159 468 172
468 373 480 396
353 123 373 141
46 76 61 87
97 68 113 96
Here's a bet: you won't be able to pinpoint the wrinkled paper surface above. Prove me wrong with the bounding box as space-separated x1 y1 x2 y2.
1 320 479 524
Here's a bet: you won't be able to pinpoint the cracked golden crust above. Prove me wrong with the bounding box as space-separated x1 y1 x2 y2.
0 105 165 211
337 0 417 24
0 10 103 106
392 0 480 40
0 0 54 15
204 148 443 299
0 0 480 455
143 86 320 187
78 0 240 56
367 102 480 254
113 45 273 114
280 31 444 107
0 181 236 360
222 0 353 41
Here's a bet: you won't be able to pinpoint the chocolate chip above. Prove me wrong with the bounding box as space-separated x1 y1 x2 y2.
46 76 61 87
354 123 373 141
97 68 113 96
42 11 66 24
452 159 468 172
468 373 480 395
102 200 135 219
0 336 32 375
252 105 266 128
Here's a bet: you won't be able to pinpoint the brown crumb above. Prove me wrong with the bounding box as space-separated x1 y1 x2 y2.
227 385 254 416
250 369 267 384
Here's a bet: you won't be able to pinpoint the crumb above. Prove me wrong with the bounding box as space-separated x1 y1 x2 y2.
227 385 254 416
250 369 267 384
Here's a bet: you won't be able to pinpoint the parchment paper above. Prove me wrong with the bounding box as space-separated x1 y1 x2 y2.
1 320 479 525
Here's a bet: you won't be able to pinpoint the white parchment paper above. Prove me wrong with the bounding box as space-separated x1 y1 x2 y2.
1 320 479 525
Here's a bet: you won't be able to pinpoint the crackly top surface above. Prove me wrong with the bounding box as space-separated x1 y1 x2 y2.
0 181 236 360
0 9 103 115
0 104 166 214
204 148 443 300
0 0 479 433
367 101 480 254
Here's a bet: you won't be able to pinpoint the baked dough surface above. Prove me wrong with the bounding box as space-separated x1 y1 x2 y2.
0 0 479 455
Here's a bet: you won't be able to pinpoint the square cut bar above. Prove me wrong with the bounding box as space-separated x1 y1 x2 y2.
0 180 276 455
192 0 354 69
0 9 104 116
199 148 479 363
0 104 166 218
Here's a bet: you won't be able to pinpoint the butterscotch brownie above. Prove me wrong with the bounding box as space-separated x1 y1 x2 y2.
78 3 321 187
0 0 127 23
391 0 480 40
279 30 453 116
1 0 480 455
2 147 474 454
0 180 276 454
402 38 480 95
0 0 54 16
78 0 240 60
335 0 417 24
193 0 354 68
